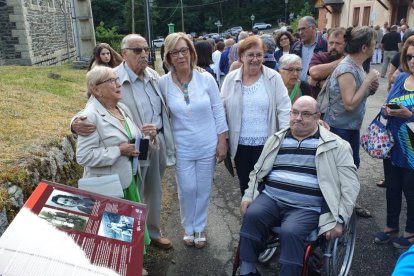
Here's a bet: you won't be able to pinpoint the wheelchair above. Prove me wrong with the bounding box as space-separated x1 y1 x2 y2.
233 211 357 276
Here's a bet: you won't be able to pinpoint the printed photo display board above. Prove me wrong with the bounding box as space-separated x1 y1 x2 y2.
0 180 147 276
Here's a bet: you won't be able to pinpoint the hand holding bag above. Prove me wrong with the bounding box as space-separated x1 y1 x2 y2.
360 112 394 159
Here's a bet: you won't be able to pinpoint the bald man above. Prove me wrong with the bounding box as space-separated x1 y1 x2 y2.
238 96 360 276
229 31 249 66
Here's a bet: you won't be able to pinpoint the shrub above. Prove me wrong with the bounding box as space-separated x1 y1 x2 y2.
95 22 123 52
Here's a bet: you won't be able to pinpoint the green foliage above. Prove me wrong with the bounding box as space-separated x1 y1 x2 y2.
90 0 317 37
95 22 123 52
290 2 317 31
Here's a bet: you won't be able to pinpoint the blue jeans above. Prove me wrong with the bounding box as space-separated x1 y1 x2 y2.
330 127 360 168
239 193 319 275
383 159 414 233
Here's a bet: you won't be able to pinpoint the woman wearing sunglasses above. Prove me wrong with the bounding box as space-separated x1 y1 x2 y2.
221 35 291 198
373 36 414 249
158 32 228 249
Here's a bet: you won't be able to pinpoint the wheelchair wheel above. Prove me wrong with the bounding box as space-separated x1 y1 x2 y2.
323 212 357 276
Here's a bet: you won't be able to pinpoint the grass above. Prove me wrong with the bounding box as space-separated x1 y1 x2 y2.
0 63 88 181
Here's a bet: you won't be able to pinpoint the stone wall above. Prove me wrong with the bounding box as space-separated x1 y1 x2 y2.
1 0 76 66
0 134 83 236
0 0 18 65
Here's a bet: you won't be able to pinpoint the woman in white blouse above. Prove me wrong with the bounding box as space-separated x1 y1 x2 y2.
158 32 228 249
221 35 291 197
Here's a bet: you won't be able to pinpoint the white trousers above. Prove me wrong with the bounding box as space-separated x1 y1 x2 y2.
373 48 382 64
175 155 216 234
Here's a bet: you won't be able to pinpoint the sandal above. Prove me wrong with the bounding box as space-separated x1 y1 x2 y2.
392 235 414 249
355 205 372 218
183 234 194 247
374 229 399 244
194 232 207 249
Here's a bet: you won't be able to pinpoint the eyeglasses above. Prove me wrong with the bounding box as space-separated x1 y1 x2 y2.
169 47 190 57
282 67 302 73
97 77 120 86
125 47 150 54
406 54 414 61
290 110 318 119
297 26 312 33
244 52 264 60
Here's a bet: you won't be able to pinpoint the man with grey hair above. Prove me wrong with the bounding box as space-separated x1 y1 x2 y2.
290 16 327 82
72 34 175 250
219 38 235 75
380 25 401 78
229 31 249 66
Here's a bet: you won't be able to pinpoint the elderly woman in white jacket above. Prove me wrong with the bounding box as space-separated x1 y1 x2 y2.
221 35 291 197
75 66 153 257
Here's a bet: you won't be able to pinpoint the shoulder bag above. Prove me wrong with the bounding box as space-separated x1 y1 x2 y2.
360 112 394 159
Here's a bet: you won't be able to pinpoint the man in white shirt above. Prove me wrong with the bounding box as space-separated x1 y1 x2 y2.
211 41 225 85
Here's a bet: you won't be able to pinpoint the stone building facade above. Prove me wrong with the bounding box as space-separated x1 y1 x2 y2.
0 0 76 66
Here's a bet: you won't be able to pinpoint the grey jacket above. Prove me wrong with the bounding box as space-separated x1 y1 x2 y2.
221 65 291 159
242 126 360 235
76 98 139 189
115 62 176 166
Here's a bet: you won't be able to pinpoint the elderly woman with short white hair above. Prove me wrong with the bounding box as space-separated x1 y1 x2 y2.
260 34 277 70
278 54 312 103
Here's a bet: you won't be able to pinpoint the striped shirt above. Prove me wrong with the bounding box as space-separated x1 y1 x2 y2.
263 130 323 212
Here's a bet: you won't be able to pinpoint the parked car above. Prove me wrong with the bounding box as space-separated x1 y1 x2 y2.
253 23 272 30
203 33 220 40
151 38 164 48
227 26 243 36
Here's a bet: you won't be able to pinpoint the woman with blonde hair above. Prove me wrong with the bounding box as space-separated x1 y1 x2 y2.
158 32 228 248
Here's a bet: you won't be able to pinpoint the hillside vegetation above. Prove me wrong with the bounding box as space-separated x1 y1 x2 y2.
0 63 87 186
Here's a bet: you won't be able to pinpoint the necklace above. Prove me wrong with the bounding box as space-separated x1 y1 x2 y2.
107 107 125 121
174 71 192 105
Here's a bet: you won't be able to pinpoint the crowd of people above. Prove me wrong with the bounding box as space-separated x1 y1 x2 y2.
70 15 414 275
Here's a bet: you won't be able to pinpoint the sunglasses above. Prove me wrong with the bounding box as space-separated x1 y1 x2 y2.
125 47 150 54
406 54 414 61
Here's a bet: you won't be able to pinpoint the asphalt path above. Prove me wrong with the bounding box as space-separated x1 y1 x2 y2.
148 64 407 276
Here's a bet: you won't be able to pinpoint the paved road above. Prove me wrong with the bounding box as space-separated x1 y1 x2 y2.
147 64 408 275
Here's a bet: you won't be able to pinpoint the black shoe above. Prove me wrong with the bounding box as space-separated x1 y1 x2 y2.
241 272 261 276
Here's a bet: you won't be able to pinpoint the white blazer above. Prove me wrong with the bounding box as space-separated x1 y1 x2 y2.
76 97 141 189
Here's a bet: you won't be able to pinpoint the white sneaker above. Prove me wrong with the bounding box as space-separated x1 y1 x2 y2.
142 268 149 276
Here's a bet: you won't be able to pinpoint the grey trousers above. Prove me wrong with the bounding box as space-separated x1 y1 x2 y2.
240 193 319 276
139 133 167 239
381 50 398 77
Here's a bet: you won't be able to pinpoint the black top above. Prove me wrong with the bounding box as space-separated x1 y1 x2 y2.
381 32 401 51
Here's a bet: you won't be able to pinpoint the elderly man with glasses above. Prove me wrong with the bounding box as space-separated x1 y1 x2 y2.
238 96 360 276
290 16 327 82
72 34 175 251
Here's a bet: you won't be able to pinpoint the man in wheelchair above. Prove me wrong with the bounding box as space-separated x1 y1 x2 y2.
238 96 360 276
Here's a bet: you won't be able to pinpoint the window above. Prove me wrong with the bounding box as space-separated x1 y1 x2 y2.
352 7 360 27
362 6 371 26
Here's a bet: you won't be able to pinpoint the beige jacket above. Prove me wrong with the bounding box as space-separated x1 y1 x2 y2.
242 126 360 235
76 98 140 189
221 65 291 159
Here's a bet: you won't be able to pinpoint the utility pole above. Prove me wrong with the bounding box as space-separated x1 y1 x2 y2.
131 0 135 33
180 0 184 32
